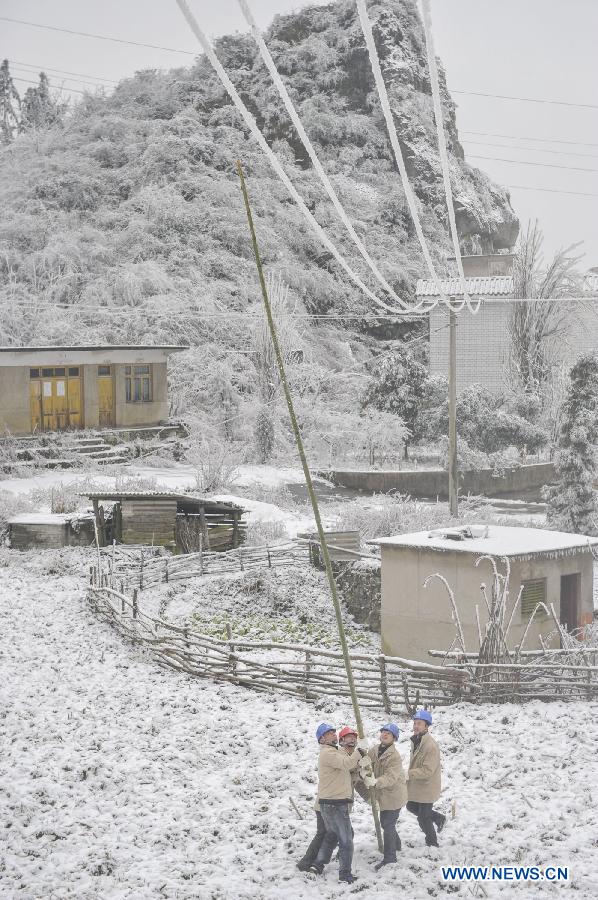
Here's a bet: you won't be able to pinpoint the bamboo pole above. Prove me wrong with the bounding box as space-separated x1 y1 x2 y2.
236 159 383 853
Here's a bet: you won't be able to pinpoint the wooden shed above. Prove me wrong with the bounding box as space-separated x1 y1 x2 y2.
84 491 246 552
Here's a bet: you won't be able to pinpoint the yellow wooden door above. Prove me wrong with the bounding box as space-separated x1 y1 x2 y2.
41 379 55 431
98 371 115 427
30 381 42 432
53 378 68 430
67 376 82 429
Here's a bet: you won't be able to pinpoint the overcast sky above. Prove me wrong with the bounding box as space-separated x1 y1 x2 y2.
2 0 597 265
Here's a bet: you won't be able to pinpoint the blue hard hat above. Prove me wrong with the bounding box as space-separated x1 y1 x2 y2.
380 723 400 740
413 710 433 725
316 723 336 741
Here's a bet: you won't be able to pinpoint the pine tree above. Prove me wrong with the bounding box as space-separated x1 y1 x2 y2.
546 353 598 534
0 59 21 143
21 72 64 130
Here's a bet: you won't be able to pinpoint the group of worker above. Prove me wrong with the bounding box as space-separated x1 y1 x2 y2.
297 710 444 884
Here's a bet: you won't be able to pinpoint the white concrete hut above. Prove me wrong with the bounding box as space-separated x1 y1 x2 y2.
375 525 597 663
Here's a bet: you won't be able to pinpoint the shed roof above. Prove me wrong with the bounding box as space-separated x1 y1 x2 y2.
0 345 188 353
84 491 243 512
416 276 513 298
374 525 598 559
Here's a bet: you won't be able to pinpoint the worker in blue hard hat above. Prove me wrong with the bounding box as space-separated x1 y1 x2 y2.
309 722 368 884
355 723 407 870
406 710 446 847
297 726 359 873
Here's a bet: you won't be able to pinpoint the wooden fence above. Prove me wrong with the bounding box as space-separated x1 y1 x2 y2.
88 551 598 707
87 568 469 713
427 646 598 702
99 540 312 591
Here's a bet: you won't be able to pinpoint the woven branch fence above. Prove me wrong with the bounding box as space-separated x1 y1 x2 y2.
88 550 598 707
87 566 468 714
100 541 312 591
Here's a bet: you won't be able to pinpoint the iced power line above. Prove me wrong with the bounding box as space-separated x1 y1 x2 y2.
237 0 430 313
173 0 434 318
354 0 450 309
421 0 479 314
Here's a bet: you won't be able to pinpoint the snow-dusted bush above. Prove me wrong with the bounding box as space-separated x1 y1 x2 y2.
0 490 34 540
244 518 288 546
254 408 275 464
186 440 240 494
335 493 481 543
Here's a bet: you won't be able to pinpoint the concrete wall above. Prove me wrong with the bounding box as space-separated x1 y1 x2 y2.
0 366 30 434
114 362 169 428
325 463 555 498
381 545 594 662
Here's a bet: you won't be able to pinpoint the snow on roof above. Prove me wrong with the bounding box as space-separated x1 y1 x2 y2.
8 512 94 525
416 276 513 297
374 524 598 558
0 345 189 352
83 490 244 511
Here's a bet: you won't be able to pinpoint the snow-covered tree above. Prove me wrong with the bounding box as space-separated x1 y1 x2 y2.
21 72 66 130
0 60 20 143
546 353 598 534
254 407 275 463
510 221 582 394
361 348 428 459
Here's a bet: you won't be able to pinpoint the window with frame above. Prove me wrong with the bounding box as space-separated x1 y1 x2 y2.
125 364 152 402
520 579 547 619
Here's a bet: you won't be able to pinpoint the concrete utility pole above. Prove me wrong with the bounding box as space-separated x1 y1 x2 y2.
448 307 459 516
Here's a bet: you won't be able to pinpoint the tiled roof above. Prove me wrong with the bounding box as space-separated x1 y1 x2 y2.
416 276 514 298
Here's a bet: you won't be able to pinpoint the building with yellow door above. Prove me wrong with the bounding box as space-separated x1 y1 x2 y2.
0 345 187 435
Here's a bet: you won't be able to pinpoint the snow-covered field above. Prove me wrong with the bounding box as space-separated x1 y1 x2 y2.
2 547 598 899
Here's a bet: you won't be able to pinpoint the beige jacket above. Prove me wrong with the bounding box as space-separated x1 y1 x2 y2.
367 745 408 812
407 732 441 803
317 745 361 802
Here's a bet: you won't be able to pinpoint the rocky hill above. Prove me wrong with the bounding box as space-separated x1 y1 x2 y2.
0 0 518 431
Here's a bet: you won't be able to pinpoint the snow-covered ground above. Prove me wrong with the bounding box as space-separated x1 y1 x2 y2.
2 548 598 899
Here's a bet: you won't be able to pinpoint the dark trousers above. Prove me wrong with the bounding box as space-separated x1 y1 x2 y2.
297 811 337 870
406 801 444 847
380 808 401 862
316 802 353 879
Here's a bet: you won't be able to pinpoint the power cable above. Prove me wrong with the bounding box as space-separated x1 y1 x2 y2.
461 130 598 148
354 0 450 309
421 0 478 314
508 185 598 198
173 0 427 317
237 0 428 313
469 154 598 174
461 139 598 160
452 89 598 111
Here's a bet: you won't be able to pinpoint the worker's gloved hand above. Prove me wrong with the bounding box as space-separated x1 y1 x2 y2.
363 773 377 788
356 737 370 751
359 756 373 774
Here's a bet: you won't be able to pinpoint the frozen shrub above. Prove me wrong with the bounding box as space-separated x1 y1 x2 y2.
186 441 240 493
244 518 288 546
0 490 34 541
254 409 275 464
